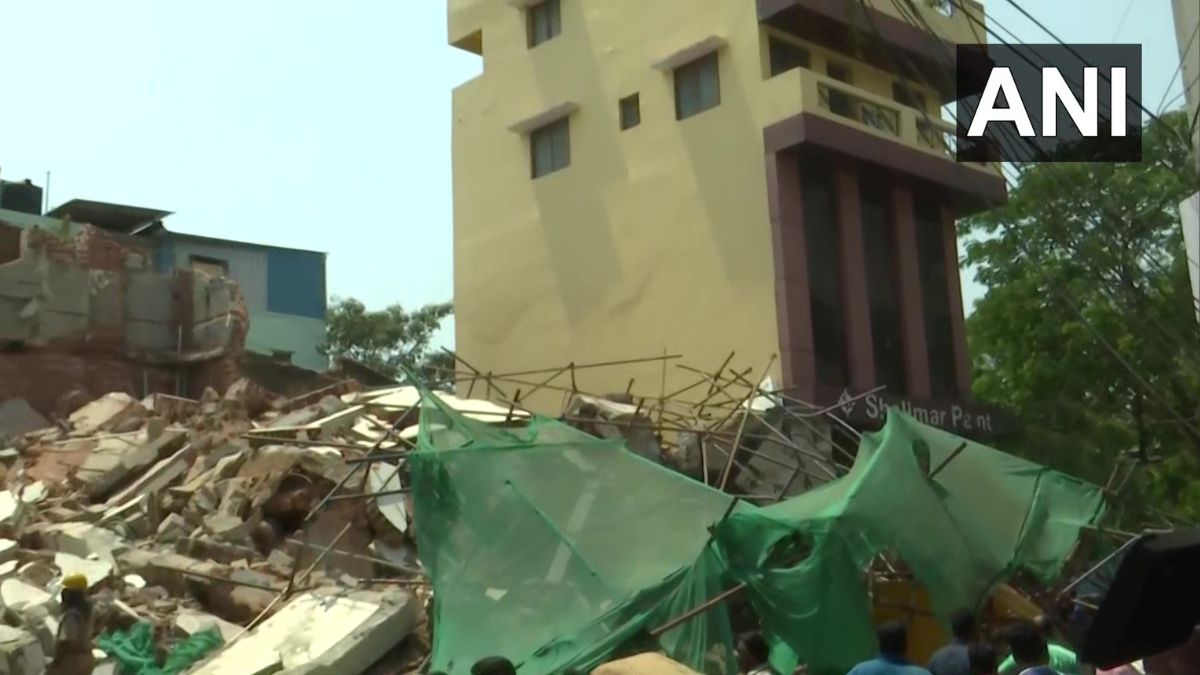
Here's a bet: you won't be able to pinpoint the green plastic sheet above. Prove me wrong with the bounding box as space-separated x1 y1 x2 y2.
412 386 1104 675
97 622 223 675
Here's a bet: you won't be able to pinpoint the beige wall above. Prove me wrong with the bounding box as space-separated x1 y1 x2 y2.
449 0 988 411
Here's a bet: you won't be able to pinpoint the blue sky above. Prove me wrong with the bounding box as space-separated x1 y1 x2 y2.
0 1 1189 348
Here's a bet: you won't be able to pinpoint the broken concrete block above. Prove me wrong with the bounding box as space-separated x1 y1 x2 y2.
203 514 247 542
368 464 408 536
0 625 44 675
18 483 45 505
0 448 19 466
1 579 54 615
0 561 19 581
18 603 57 659
0 539 16 563
0 491 18 525
17 562 53 588
191 588 419 675
266 549 294 575
156 514 189 544
175 609 242 643
0 399 49 440
68 392 142 435
77 430 186 500
41 522 128 563
53 553 112 588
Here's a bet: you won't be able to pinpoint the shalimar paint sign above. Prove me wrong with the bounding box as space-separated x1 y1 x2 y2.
824 388 1015 438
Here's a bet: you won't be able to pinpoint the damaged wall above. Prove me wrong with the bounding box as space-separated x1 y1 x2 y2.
0 225 248 414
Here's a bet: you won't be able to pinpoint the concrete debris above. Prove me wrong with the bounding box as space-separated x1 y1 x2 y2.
0 377 502 674
0 625 44 675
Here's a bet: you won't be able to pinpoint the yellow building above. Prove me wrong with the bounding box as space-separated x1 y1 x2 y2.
449 0 1006 426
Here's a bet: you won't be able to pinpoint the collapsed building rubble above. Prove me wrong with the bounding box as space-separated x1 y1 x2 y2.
0 351 1181 674
0 378 513 674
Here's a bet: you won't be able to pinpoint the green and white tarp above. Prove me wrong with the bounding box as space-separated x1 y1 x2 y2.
411 388 1105 675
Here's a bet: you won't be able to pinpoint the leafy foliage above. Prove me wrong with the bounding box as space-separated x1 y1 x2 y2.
320 297 455 390
963 111 1200 523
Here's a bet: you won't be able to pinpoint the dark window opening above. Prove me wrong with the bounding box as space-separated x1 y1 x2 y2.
801 156 849 387
527 0 561 48
892 82 927 112
826 61 852 83
860 175 907 394
189 255 229 278
619 94 641 130
914 197 957 398
531 116 571 178
675 51 721 120
768 36 810 77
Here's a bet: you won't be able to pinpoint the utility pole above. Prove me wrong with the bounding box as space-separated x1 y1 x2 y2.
1173 0 1200 324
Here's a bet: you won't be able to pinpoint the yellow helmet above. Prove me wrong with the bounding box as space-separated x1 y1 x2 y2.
61 574 88 591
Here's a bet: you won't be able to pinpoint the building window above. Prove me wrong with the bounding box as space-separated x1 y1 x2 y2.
860 175 907 394
768 36 810 77
531 116 570 178
620 94 641 130
826 61 852 84
801 156 849 387
674 52 720 120
892 82 927 112
914 197 957 398
527 0 561 48
189 255 228 278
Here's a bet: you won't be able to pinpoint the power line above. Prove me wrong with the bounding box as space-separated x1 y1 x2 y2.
1110 0 1135 42
1155 16 1200 117
867 0 1200 441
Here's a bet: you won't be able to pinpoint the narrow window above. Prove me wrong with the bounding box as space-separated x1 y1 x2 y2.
860 174 907 394
825 62 854 118
527 0 561 49
800 156 849 387
768 36 810 77
619 94 641 130
914 197 957 397
674 52 721 120
531 116 570 179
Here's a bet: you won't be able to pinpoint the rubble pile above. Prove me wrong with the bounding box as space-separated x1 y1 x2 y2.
0 379 489 675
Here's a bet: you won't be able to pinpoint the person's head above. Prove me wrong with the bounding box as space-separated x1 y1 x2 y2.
877 621 909 659
471 657 517 675
737 632 770 670
1006 620 1049 667
950 609 977 642
968 643 998 675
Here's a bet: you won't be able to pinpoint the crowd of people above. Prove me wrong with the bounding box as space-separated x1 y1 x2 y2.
442 609 1174 674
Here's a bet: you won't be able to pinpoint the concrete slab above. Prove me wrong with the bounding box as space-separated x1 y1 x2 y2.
67 393 141 435
77 430 185 500
53 553 112 588
190 589 418 675
41 522 128 564
175 609 242 643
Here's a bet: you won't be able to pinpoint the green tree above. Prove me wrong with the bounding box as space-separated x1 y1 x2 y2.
963 111 1200 523
320 297 455 390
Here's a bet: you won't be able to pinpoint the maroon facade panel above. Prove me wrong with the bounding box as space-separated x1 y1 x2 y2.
764 113 994 410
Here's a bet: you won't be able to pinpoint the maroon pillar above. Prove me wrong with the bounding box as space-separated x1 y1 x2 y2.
767 150 816 400
891 185 932 399
835 163 876 392
941 204 972 396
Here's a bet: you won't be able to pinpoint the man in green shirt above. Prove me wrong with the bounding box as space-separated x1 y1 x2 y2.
997 617 1079 675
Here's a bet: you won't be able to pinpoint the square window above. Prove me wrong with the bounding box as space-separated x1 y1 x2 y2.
531 116 570 178
527 0 561 49
827 61 852 84
674 51 720 121
768 37 810 77
619 94 641 130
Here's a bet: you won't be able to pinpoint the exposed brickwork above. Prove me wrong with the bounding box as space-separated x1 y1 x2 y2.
0 345 177 417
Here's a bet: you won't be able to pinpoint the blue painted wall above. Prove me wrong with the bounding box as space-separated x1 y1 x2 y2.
266 248 326 320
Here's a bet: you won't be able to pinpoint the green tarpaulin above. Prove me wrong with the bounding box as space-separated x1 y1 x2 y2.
412 389 1104 675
